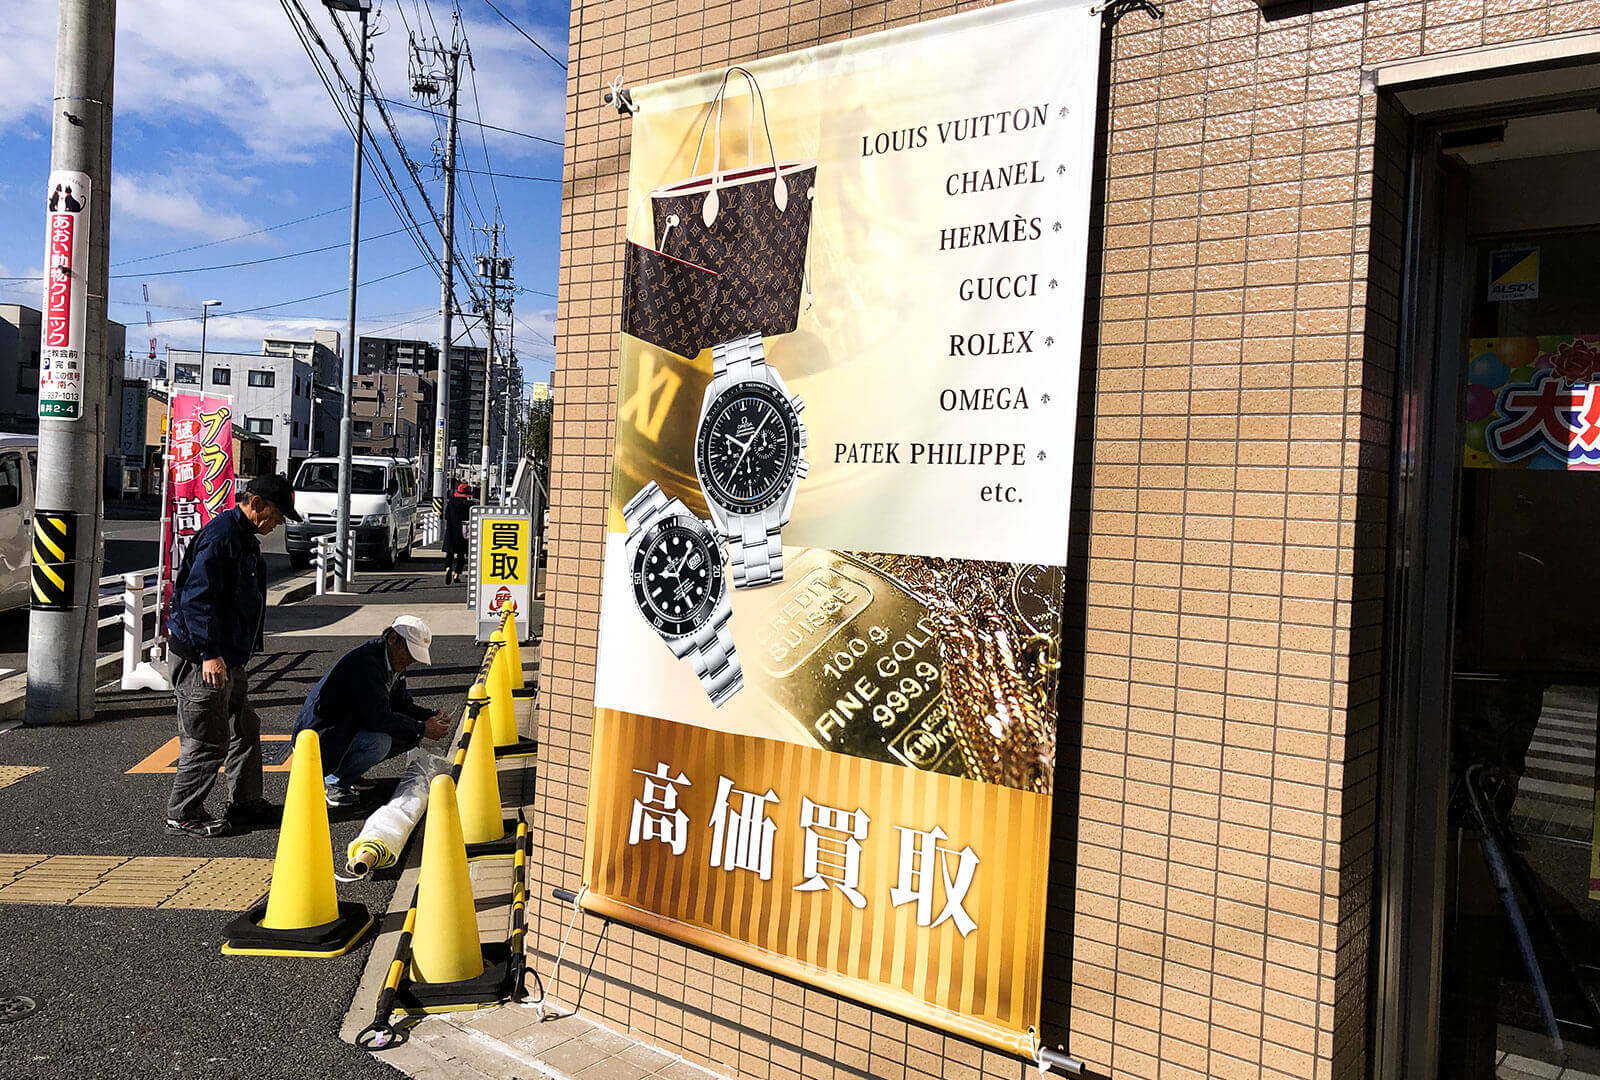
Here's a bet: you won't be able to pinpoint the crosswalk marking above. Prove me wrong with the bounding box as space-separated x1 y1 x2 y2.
1512 686 1598 843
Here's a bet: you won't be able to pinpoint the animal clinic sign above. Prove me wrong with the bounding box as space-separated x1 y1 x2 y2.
39 170 91 420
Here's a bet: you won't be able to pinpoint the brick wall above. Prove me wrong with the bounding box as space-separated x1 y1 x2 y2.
532 1 1600 1078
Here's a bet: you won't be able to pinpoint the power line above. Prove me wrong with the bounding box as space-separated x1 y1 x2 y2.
378 96 560 146
280 0 447 288
456 167 558 183
463 39 502 214
109 197 387 268
109 226 408 278
479 0 566 71
318 3 487 303
149 263 430 325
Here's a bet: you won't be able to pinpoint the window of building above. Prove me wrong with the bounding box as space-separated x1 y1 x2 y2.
16 366 35 394
175 365 199 384
212 368 230 385
383 422 394 437
247 370 275 388
294 376 301 395
246 417 273 435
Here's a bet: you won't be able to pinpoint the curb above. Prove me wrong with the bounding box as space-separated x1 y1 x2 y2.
0 652 149 722
270 569 318 607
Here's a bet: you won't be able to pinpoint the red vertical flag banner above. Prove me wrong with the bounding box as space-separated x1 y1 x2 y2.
160 393 236 628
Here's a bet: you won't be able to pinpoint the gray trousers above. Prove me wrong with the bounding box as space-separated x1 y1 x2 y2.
167 658 263 822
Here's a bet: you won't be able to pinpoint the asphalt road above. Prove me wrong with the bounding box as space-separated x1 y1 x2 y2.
0 551 480 1080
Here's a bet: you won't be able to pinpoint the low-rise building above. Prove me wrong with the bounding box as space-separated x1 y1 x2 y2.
165 347 315 477
263 330 341 386
351 369 433 459
0 303 127 495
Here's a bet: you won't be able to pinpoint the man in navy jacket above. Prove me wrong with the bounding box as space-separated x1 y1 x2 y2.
294 615 450 806
166 474 299 838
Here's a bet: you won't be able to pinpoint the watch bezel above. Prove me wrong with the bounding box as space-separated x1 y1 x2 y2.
630 517 725 639
695 381 803 514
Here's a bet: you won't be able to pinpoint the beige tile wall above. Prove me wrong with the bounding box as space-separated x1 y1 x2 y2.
532 1 1600 1078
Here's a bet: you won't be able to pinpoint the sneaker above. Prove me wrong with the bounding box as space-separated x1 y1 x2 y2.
166 817 233 839
224 798 282 827
324 784 361 809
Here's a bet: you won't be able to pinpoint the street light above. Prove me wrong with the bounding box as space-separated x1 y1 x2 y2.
326 0 372 590
199 299 221 388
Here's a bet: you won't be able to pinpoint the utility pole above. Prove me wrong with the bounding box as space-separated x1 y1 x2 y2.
27 0 117 724
474 224 510 503
329 0 372 592
499 314 516 494
415 16 462 512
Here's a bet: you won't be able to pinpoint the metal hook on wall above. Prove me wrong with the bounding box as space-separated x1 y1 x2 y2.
1088 0 1164 22
602 74 639 115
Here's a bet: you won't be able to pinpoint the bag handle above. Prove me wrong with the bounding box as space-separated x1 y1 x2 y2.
688 66 787 227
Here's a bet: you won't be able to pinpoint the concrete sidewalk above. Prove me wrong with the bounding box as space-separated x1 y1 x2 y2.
339 629 729 1080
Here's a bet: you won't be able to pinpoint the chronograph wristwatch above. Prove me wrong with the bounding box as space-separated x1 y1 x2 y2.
694 334 809 589
623 480 744 707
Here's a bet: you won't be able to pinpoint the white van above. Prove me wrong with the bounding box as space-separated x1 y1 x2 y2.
0 434 37 611
285 455 420 569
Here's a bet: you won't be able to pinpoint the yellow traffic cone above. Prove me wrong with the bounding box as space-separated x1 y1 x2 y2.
394 773 518 1012
409 774 485 985
497 606 526 692
458 684 514 858
486 644 518 746
222 730 372 956
487 642 538 758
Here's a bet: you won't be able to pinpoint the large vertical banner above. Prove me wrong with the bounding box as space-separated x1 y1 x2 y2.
160 393 236 626
40 171 91 421
584 0 1097 1054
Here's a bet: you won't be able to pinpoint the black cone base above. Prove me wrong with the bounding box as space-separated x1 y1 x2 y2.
493 738 538 759
395 941 516 1012
465 818 521 861
221 899 373 957
511 687 536 699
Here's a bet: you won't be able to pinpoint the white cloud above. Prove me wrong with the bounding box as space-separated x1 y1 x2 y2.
0 2 568 161
114 172 259 240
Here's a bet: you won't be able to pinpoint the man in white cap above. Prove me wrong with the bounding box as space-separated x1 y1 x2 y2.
293 615 451 807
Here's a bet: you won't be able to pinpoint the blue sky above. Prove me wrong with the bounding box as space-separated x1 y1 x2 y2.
0 0 567 385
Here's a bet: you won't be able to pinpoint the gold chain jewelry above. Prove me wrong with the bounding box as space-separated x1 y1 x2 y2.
845 553 1061 794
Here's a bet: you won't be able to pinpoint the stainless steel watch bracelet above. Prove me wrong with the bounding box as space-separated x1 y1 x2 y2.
710 334 785 587
691 611 743 707
623 481 744 706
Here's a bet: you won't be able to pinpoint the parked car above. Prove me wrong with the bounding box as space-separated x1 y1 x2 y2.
0 434 37 612
285 455 420 569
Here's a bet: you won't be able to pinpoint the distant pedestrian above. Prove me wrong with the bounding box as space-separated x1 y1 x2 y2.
442 480 472 584
293 616 450 807
165 474 301 838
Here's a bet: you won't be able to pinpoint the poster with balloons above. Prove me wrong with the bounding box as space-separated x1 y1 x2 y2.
1463 336 1600 471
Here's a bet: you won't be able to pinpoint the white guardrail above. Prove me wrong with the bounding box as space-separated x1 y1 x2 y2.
109 507 448 685
106 567 171 691
314 532 356 596
417 508 440 546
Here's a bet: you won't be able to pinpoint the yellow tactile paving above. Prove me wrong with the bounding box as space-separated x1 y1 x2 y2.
0 853 272 910
0 854 48 888
126 735 295 775
0 765 45 790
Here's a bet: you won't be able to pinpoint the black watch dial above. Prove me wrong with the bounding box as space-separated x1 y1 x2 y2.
631 519 723 638
696 382 802 513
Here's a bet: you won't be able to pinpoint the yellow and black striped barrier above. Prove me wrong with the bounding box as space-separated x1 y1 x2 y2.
30 510 75 610
354 616 537 1050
